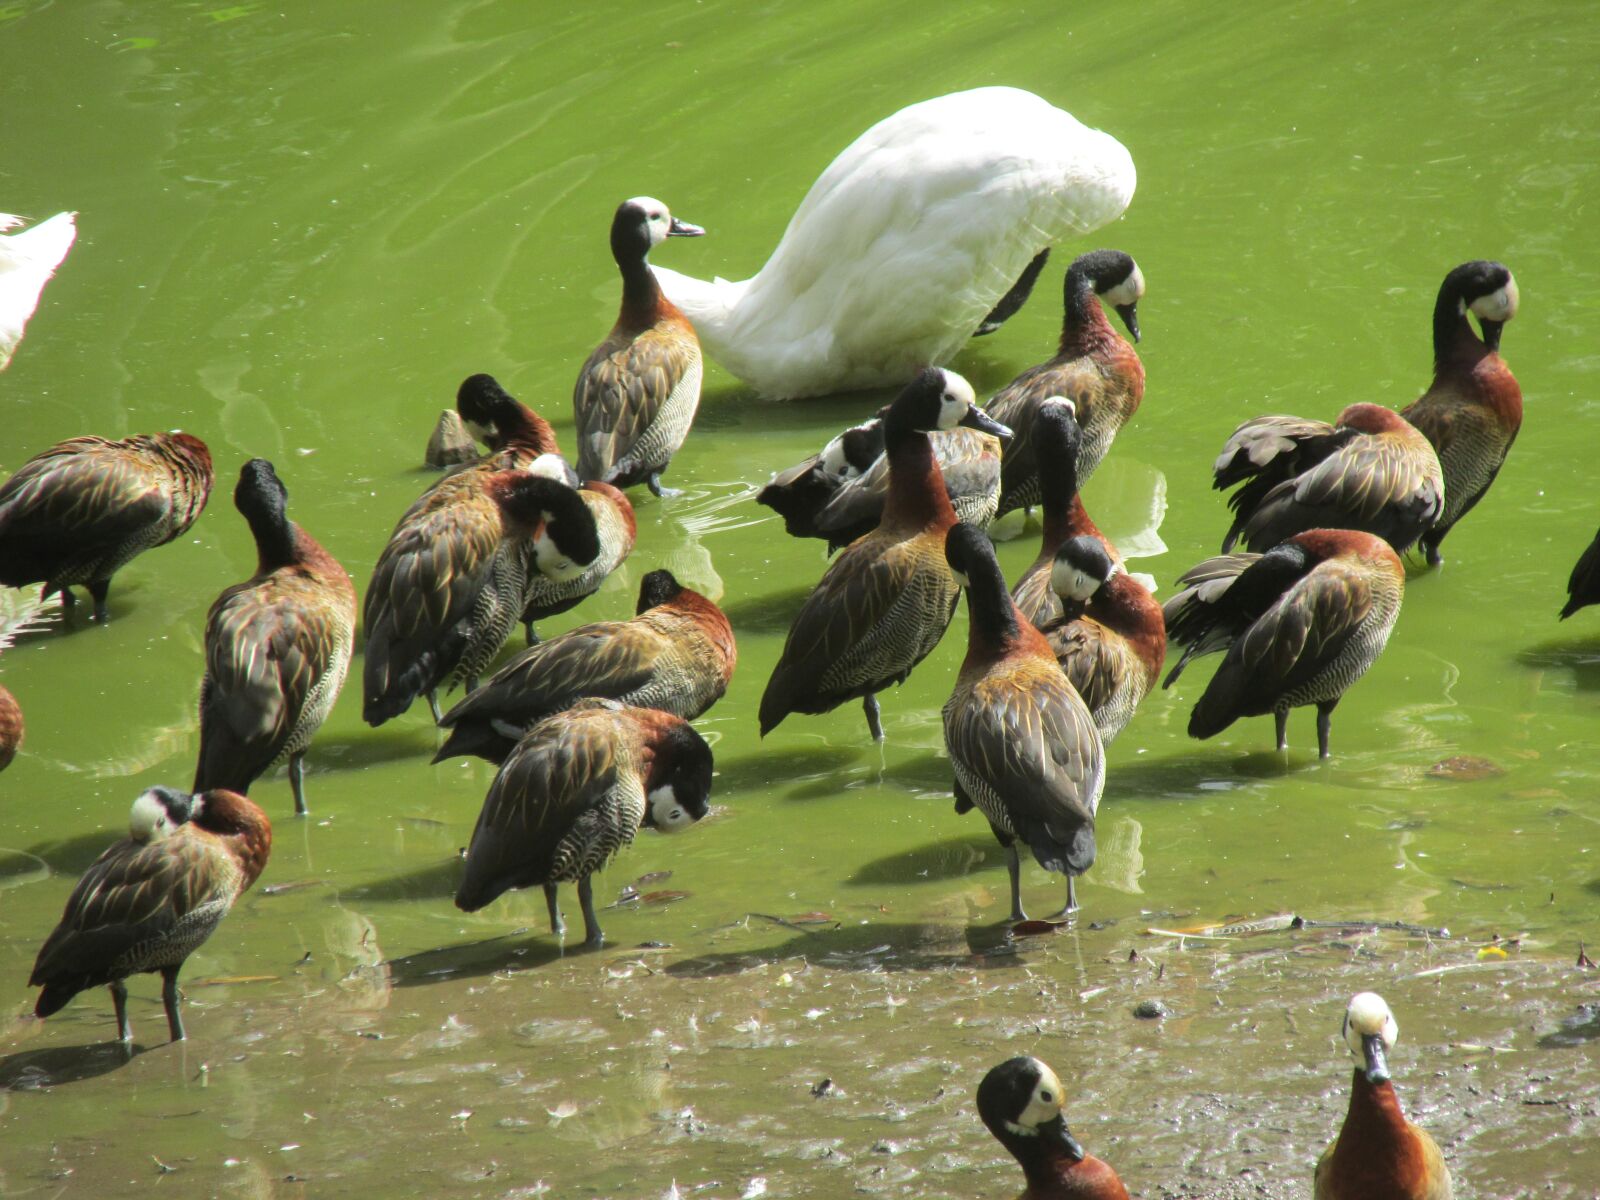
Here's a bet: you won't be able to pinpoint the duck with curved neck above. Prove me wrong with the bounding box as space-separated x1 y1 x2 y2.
456 373 561 460
977 1057 1131 1200
1058 248 1144 358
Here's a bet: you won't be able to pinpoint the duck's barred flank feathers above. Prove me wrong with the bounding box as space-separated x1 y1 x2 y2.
520 482 636 635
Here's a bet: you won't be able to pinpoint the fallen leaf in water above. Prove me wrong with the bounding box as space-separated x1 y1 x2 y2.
636 870 673 887
786 911 834 925
641 890 690 905
1010 920 1059 937
1428 754 1505 781
190 975 279 987
1477 946 1508 961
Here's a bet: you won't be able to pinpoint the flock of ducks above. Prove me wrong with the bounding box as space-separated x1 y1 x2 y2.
0 84 1564 1196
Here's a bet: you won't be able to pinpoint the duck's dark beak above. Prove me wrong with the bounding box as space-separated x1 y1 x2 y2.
1040 1114 1085 1162
669 217 706 238
1362 1034 1391 1085
1115 302 1141 343
1478 317 1503 352
960 407 1012 440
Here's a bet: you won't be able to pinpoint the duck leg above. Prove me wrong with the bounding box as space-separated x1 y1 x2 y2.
289 752 308 816
1275 709 1289 752
1004 845 1028 923
52 584 76 621
646 471 681 499
89 580 111 623
577 875 604 949
523 621 541 647
863 694 885 742
544 883 564 937
1046 874 1080 920
427 690 442 724
160 966 186 1042
1421 530 1444 567
1316 701 1337 760
110 979 132 1044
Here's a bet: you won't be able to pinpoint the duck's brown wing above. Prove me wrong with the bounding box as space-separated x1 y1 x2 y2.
1043 618 1122 718
574 326 699 482
988 359 1105 514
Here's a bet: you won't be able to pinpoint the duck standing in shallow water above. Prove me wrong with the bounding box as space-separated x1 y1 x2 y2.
943 524 1105 920
574 197 705 498
759 368 1011 742
1401 260 1521 566
651 88 1135 398
988 250 1145 519
455 699 713 949
0 431 214 622
1163 529 1404 758
977 1056 1130 1200
30 786 272 1046
1314 992 1453 1200
193 460 357 816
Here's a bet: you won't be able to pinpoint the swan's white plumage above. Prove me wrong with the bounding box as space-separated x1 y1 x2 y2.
0 211 77 370
652 89 1134 398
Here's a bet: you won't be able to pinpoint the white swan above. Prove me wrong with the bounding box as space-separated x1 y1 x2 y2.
651 88 1135 399
0 211 77 370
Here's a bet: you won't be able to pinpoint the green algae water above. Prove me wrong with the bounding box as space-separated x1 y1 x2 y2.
3 2 1599 1196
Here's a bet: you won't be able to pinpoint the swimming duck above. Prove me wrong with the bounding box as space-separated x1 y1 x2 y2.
0 683 19 771
0 431 214 622
438 569 735 764
1040 537 1165 746
1560 525 1600 619
1010 398 1120 627
518 480 636 644
756 413 1001 552
455 699 713 948
977 1056 1131 1200
988 250 1146 518
0 211 76 370
759 368 1011 741
943 524 1105 920
362 468 599 726
1163 529 1405 758
1314 992 1453 1200
1214 403 1443 555
193 460 357 816
651 88 1136 398
574 197 705 498
30 785 272 1045
1400 260 1521 566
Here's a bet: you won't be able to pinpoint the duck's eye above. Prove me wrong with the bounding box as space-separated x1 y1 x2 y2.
1039 1090 1053 1103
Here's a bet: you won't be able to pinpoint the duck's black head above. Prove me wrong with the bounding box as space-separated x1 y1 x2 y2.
1034 396 1084 458
129 785 195 844
820 417 887 480
456 373 519 441
1051 535 1115 603
487 474 601 580
637 568 684 613
1066 249 1145 342
234 458 288 523
644 720 714 833
882 368 1011 442
976 1056 1086 1166
611 196 705 266
944 521 1000 585
1436 259 1518 353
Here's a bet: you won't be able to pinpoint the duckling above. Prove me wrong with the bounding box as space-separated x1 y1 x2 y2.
977 1056 1130 1200
362 469 599 726
193 460 357 816
0 211 76 370
455 699 713 948
943 524 1105 920
988 250 1146 518
1314 992 1453 1200
1214 403 1443 556
1040 537 1165 746
1401 261 1521 566
518 480 636 644
1163 529 1405 758
574 197 705 498
438 569 735 764
0 682 19 771
1560 525 1600 619
1010 398 1120 627
0 431 214 622
759 368 1011 741
30 785 272 1045
650 88 1136 398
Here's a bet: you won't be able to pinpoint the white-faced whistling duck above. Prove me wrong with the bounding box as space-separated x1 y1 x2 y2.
1400 260 1521 567
759 368 1011 742
518 479 636 644
1313 992 1453 1200
0 431 214 622
455 699 713 948
943 523 1105 920
437 568 735 765
987 249 1145 520
362 469 599 726
454 371 567 470
193 460 357 816
977 1056 1131 1200
30 785 272 1046
1163 529 1405 758
574 197 705 498
1040 536 1165 746
1560 525 1600 620
1010 397 1120 627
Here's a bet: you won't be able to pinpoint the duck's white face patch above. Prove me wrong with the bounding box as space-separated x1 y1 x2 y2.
1469 276 1519 323
1343 991 1398 1059
533 526 586 581
934 371 977 430
465 418 496 443
526 454 571 483
950 567 971 589
1039 396 1077 421
1102 262 1145 306
820 435 855 479
627 195 673 247
1051 557 1103 602
648 785 695 832
1005 1059 1065 1135
129 789 183 843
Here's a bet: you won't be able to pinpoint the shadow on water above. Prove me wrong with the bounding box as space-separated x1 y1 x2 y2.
1517 637 1600 691
718 583 817 635
384 931 568 988
1106 749 1295 800
0 1040 145 1089
846 834 1000 885
314 726 442 769
19 830 125 877
714 746 864 795
341 857 461 904
666 917 1029 978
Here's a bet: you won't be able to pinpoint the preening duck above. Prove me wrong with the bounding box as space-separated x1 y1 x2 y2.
0 431 214 622
193 460 357 816
1040 536 1165 746
651 88 1136 398
943 524 1106 921
437 568 735 764
1163 529 1405 758
988 250 1146 518
977 1056 1131 1200
30 786 272 1046
1314 992 1453 1200
1400 260 1522 566
518 480 635 644
1213 403 1443 555
759 368 1011 741
574 197 705 498
1560 525 1600 620
0 210 76 370
455 700 713 948
454 371 566 465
